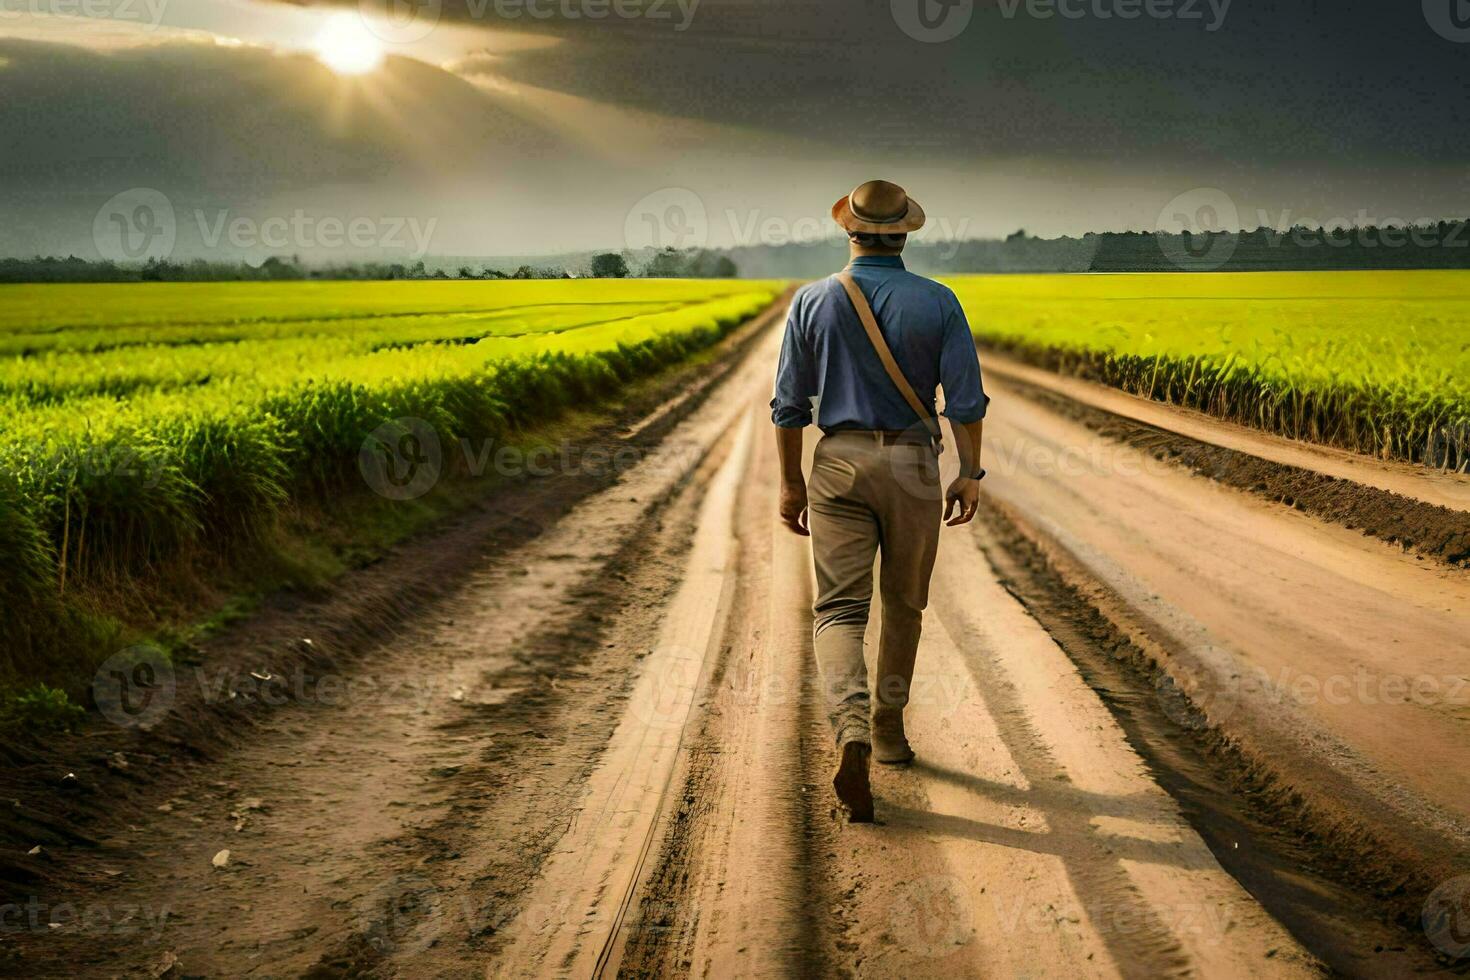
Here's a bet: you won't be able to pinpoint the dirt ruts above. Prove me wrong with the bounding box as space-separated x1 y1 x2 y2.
5 301 1460 979
0 294 791 977
997 376 1470 567
971 495 1454 976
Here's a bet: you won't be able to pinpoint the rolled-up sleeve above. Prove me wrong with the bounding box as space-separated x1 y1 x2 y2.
770 297 817 428
938 292 989 423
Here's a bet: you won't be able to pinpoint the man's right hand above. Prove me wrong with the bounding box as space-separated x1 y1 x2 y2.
944 476 980 526
779 480 810 536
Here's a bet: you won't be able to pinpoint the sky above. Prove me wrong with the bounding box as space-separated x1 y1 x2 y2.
2 0 1468 261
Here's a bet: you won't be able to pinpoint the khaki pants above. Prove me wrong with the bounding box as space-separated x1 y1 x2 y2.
807 431 942 747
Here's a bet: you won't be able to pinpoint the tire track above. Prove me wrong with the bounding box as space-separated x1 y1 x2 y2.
487 403 755 979
616 409 822 978
971 493 1451 976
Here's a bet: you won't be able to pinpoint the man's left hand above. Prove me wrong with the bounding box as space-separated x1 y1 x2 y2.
944 477 980 526
779 479 811 536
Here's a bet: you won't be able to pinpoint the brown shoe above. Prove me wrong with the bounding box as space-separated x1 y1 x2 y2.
833 740 874 823
872 709 915 765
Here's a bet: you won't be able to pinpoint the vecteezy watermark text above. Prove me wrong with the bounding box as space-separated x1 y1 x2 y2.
92 188 438 262
93 643 494 729
0 898 172 938
0 0 168 28
891 0 1229 42
1253 208 1470 250
464 0 698 28
1155 187 1470 270
358 0 698 44
194 210 437 258
996 0 1230 30
359 415 709 501
623 187 974 259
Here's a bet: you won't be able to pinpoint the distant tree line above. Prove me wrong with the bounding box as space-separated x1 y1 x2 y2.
0 255 309 283
0 255 458 283
912 222 1470 274
0 247 741 283
0 255 588 283
1085 222 1470 272
7 221 1465 283
584 247 738 279
709 220 1470 278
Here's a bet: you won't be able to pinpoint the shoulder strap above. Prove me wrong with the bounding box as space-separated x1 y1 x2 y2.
835 270 943 447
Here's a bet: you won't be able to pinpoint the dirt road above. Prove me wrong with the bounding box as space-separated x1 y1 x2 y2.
981 375 1470 874
4 308 1465 978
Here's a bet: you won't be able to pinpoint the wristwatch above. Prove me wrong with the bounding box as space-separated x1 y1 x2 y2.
966 467 987 482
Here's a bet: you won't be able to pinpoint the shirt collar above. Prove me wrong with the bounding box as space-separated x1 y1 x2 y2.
849 255 906 269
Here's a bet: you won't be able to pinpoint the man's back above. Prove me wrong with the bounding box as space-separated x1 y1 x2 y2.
771 255 988 434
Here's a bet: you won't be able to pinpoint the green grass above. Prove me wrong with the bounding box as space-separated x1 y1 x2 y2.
0 279 780 696
946 270 1470 468
0 279 767 335
0 683 86 732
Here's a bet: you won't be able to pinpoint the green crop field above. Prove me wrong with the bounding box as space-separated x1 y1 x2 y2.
0 278 779 696
946 270 1470 469
7 270 1466 711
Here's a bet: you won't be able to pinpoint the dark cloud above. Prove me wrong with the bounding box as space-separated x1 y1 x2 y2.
0 36 561 195
0 35 589 258
443 0 1470 168
3 1 1468 258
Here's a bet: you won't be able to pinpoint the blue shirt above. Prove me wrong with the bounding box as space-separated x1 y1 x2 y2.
770 256 989 431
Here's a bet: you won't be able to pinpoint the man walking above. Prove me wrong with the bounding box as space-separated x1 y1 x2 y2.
770 180 988 822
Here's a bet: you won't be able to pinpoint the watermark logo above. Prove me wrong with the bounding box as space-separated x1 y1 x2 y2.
997 0 1230 30
43 445 167 492
356 426 701 502
625 644 704 730
894 0 1231 39
1156 187 1240 271
623 188 975 259
92 644 176 730
1424 0 1470 42
192 209 437 259
1426 422 1469 473
0 0 169 29
892 0 974 42
1153 659 1239 731
624 187 709 251
1254 209 1470 252
1423 875 1470 960
359 417 443 500
92 188 176 263
879 424 948 503
358 0 442 44
356 0 700 38
0 897 172 938
356 873 447 955
468 0 699 29
889 874 974 957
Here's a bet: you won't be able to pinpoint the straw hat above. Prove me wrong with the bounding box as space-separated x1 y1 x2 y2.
831 180 926 234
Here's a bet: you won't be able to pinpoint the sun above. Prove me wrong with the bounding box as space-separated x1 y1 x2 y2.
313 14 385 76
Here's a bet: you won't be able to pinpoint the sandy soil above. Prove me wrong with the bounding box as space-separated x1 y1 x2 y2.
981 378 1470 904
3 312 1460 978
600 333 1319 980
